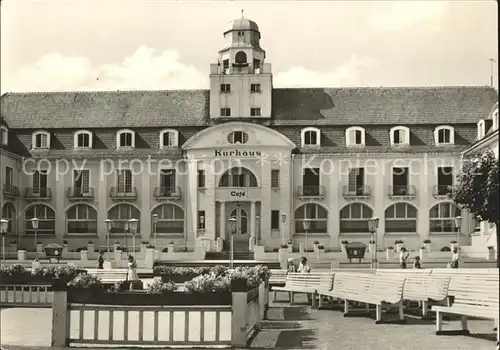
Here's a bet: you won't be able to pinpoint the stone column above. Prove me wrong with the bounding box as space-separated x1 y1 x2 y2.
140 165 151 242
186 159 198 246
204 165 216 243
219 201 226 240
97 161 108 243
279 154 293 242
260 161 272 245
419 158 430 241
250 201 256 239
374 159 385 244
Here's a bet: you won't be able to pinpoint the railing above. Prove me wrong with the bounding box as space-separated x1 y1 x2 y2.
298 185 325 199
3 184 20 197
343 185 371 199
432 185 454 198
67 187 95 201
0 284 52 307
388 185 416 198
24 187 52 200
109 187 137 200
153 186 181 200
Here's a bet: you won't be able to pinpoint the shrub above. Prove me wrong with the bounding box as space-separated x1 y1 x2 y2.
369 240 375 244
280 244 288 249
77 247 88 252
114 241 120 244
287 239 293 244
423 239 431 244
153 265 228 278
387 246 394 250
36 241 42 245
313 240 319 244
146 244 155 249
169 241 174 245
0 264 29 278
394 240 404 244
68 274 103 289
420 246 426 250
318 244 325 249
141 241 149 244
341 240 348 244
450 240 457 244
146 279 177 294
441 246 451 252
62 240 68 245
88 240 93 244
185 274 231 293
253 265 270 282
31 265 84 282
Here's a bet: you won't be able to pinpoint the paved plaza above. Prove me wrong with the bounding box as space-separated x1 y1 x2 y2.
1 291 497 350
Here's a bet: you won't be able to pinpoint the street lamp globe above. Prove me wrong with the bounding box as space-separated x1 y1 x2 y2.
152 213 159 225
200 215 205 225
454 216 463 229
31 217 40 230
105 219 113 232
281 212 287 224
0 219 8 234
368 217 379 233
128 218 139 234
302 219 311 232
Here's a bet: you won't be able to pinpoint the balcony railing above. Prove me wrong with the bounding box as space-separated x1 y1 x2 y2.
153 186 181 200
3 184 19 198
298 185 325 200
433 185 454 198
67 187 95 201
343 185 371 199
25 187 52 201
110 187 137 201
388 185 416 199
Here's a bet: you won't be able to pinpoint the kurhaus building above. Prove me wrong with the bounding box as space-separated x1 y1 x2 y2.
0 17 498 253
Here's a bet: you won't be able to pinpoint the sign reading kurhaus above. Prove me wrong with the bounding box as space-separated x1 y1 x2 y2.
214 149 263 157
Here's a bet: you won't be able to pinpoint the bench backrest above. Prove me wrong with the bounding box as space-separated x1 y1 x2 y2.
331 269 375 275
366 275 405 300
331 273 373 297
375 269 432 276
269 269 287 283
402 275 451 301
284 272 333 290
446 274 499 309
86 269 128 282
431 268 499 276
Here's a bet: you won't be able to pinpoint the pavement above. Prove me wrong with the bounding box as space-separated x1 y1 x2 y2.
1 291 497 350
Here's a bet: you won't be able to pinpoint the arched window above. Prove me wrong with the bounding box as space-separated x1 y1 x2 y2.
235 51 247 64
390 126 410 146
25 204 55 235
107 204 141 234
385 203 417 233
219 167 258 187
116 129 135 149
74 130 93 149
429 202 461 233
295 204 328 234
66 204 98 234
0 126 8 145
32 130 50 150
300 127 321 147
345 127 365 147
340 203 373 233
1 202 16 233
434 126 455 145
152 204 184 234
160 129 178 148
228 131 249 144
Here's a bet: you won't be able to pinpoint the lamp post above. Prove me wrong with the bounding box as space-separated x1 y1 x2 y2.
200 215 205 234
105 219 113 261
368 217 380 270
255 215 261 245
455 215 463 249
152 214 159 247
229 216 237 269
0 218 9 267
303 219 311 258
31 217 40 259
281 212 287 246
128 218 139 257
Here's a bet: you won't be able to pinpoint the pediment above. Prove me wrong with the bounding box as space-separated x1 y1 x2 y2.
182 122 296 150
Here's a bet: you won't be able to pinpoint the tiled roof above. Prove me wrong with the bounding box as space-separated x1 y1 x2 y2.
29 148 183 160
298 145 469 155
1 86 497 129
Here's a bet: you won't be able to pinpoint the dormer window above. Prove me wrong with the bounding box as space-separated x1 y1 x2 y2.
390 126 410 146
160 129 178 148
116 129 135 149
477 120 486 140
74 130 92 149
434 126 455 145
301 127 321 147
32 130 50 149
492 109 498 130
228 131 249 144
346 127 365 147
0 126 8 146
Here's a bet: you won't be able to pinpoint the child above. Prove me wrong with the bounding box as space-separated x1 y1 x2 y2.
97 251 104 269
286 258 296 273
399 248 409 269
413 256 422 269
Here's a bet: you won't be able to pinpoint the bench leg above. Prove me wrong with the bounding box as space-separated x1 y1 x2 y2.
290 292 294 305
273 290 277 302
318 294 323 309
344 299 349 314
460 316 468 332
311 292 317 308
375 305 382 323
398 303 405 322
421 301 428 317
436 311 443 333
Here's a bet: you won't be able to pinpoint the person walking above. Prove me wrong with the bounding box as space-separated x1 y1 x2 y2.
97 251 104 269
127 255 139 290
450 248 459 269
399 248 409 269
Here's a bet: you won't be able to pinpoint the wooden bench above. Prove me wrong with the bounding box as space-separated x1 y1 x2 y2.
85 269 128 285
431 274 499 342
269 269 287 286
319 273 406 324
402 274 451 317
271 272 333 307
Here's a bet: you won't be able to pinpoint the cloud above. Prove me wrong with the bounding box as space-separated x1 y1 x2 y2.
370 1 448 30
6 46 208 93
273 56 377 88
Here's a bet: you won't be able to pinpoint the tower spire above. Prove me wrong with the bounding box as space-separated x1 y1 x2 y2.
241 9 244 19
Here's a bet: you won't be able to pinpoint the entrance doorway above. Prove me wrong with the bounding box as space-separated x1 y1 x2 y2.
227 205 249 251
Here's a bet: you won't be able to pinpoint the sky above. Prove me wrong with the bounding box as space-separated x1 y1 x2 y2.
0 0 498 94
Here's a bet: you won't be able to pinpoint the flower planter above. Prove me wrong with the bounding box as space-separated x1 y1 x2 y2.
80 250 88 261
368 244 375 253
87 244 95 253
160 275 198 284
17 250 26 261
36 244 44 254
140 244 147 253
67 289 232 305
424 243 431 252
62 244 68 256
419 249 425 260
313 244 319 253
386 249 393 260
0 274 52 285
488 248 496 261
167 244 175 253
287 245 293 253
395 243 403 252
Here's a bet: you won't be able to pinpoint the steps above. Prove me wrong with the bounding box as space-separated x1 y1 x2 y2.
153 260 281 269
205 251 255 260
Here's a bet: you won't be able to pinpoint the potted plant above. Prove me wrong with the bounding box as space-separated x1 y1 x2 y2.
450 240 458 250
140 240 149 253
36 241 44 254
278 244 288 266
113 241 120 251
79 246 88 260
423 239 432 251
287 239 293 253
340 240 348 253
394 240 404 252
87 240 95 253
167 241 175 253
386 246 394 260
62 240 69 255
487 246 495 260
419 246 426 260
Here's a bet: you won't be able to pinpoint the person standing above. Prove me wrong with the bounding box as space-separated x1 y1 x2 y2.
413 256 422 269
451 248 459 269
399 248 409 269
297 257 312 304
97 251 104 269
127 255 139 290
